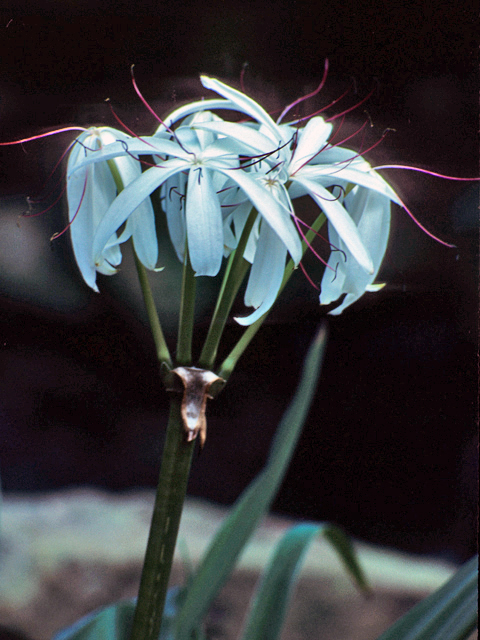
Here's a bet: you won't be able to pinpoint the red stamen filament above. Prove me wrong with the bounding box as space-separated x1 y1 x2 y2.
0 126 86 146
290 210 334 271
298 261 320 290
326 88 375 123
277 59 329 124
50 169 88 241
24 183 67 217
288 87 351 125
396 195 456 248
373 165 480 181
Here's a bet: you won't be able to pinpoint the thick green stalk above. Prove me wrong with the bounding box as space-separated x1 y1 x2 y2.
198 208 257 370
129 394 195 640
217 212 327 380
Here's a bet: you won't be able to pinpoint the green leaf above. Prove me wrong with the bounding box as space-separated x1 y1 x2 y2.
176 326 326 640
51 588 188 640
375 555 478 640
52 599 136 640
240 522 369 640
174 325 328 639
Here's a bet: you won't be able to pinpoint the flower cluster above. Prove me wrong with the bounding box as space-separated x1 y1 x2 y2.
67 76 401 321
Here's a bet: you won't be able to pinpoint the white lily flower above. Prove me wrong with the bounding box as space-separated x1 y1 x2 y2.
66 127 157 291
194 76 404 315
67 118 302 283
196 78 402 271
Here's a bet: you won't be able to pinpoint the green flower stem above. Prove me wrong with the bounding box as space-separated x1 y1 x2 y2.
217 212 327 380
133 248 173 370
106 158 172 369
128 393 196 640
176 249 196 366
198 208 258 370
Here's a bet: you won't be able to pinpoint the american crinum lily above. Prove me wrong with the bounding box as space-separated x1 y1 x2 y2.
66 75 402 321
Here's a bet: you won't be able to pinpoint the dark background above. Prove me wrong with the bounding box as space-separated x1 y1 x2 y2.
0 0 478 561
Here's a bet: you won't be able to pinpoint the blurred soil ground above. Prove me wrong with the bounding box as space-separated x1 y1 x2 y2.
0 489 476 640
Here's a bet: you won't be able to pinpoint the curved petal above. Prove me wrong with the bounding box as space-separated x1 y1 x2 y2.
211 164 302 264
320 187 391 314
192 121 278 156
108 148 159 270
186 167 224 276
67 154 118 290
235 221 287 325
127 202 158 270
299 162 401 204
162 172 188 263
293 176 374 273
159 98 237 131
200 76 284 139
67 138 192 176
289 117 333 174
92 158 188 262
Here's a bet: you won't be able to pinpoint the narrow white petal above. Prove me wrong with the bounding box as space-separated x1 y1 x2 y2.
289 117 333 174
294 176 374 273
66 166 98 290
163 172 187 263
192 121 277 156
200 76 283 138
107 150 159 269
300 162 401 205
304 145 367 167
93 159 188 262
128 202 158 270
329 166 401 204
211 164 302 264
186 167 224 276
67 159 117 291
67 138 191 177
320 188 391 314
160 99 236 131
243 221 285 307
235 222 287 325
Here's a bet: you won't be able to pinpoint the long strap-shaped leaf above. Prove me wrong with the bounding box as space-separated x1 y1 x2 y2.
52 587 187 640
375 555 478 640
52 599 136 640
174 325 328 638
239 522 370 640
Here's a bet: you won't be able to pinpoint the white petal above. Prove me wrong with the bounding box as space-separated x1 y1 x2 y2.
211 164 302 264
67 158 116 291
67 138 192 177
320 188 391 314
186 167 224 276
160 99 236 131
235 222 287 325
294 176 374 273
289 117 333 175
192 121 278 156
299 161 401 205
93 159 188 262
162 172 188 263
109 149 159 270
200 76 283 139
128 202 158 270
304 144 366 167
